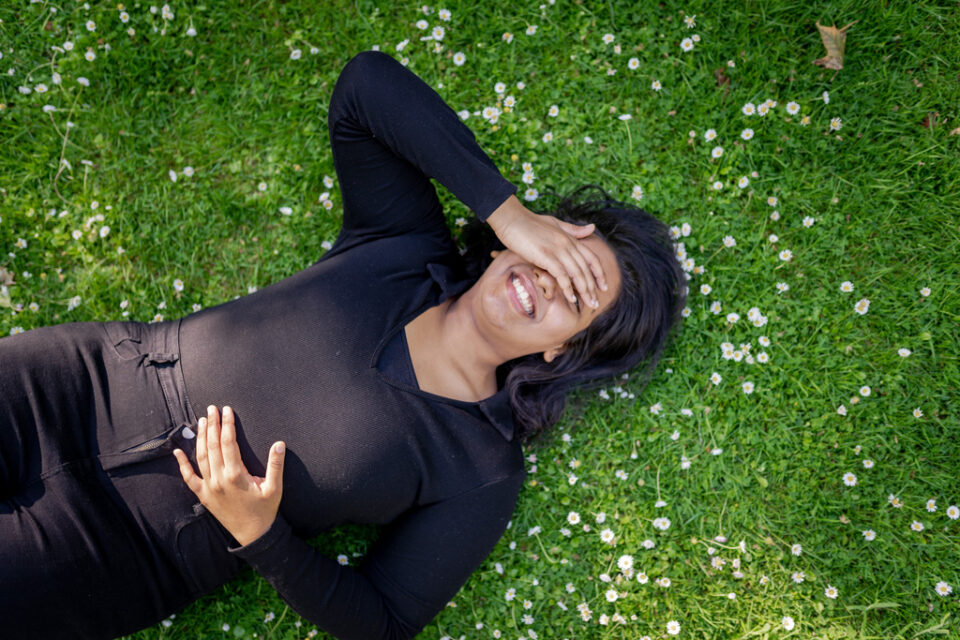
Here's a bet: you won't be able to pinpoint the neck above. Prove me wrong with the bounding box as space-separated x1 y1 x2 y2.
406 289 512 401
441 296 506 391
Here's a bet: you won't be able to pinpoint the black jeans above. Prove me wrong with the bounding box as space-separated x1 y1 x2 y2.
0 319 242 638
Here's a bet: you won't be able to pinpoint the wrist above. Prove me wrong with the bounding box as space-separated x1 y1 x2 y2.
487 195 527 237
233 516 276 547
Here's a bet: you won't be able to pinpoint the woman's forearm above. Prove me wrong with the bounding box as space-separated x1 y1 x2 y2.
329 51 517 221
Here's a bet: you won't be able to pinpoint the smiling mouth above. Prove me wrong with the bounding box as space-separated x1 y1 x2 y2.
510 272 536 318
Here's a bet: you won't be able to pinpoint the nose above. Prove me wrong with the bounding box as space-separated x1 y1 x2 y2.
532 267 557 300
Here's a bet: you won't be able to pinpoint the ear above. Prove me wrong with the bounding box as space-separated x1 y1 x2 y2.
543 344 566 363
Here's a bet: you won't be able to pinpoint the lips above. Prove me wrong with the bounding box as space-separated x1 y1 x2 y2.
508 270 537 319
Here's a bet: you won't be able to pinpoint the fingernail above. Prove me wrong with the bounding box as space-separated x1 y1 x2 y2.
208 405 215 414
275 442 285 454
199 417 206 428
600 282 609 291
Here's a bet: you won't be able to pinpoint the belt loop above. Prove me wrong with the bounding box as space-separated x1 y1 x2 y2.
144 352 179 366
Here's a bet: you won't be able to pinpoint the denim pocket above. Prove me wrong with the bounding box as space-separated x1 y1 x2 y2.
101 320 145 360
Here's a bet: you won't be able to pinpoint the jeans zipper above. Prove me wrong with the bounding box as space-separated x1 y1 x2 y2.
125 435 169 453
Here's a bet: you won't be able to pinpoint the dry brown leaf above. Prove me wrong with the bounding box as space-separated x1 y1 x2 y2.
949 127 960 136
812 20 858 70
713 67 731 101
921 112 941 128
0 267 14 286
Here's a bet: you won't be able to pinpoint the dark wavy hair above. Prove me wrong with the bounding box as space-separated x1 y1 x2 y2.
461 185 687 445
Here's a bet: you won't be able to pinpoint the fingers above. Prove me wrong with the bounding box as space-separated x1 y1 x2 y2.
558 220 595 239
219 406 246 485
553 226 606 306
544 240 597 309
563 247 598 309
205 404 224 474
572 238 608 294
173 448 203 495
263 442 286 496
196 415 210 479
558 221 608 295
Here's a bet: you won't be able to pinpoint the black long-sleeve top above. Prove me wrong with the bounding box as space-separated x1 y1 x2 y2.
177 51 525 639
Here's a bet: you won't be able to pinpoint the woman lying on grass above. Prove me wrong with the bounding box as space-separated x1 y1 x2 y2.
0 51 685 639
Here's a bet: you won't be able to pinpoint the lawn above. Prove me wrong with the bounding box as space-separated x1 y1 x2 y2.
2 0 959 638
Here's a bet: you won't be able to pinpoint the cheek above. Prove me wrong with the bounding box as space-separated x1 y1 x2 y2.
546 310 583 341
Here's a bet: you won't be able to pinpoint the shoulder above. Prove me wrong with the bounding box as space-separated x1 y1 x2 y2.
323 222 460 267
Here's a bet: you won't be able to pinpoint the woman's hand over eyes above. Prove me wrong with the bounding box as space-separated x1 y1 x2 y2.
487 195 608 308
173 405 286 547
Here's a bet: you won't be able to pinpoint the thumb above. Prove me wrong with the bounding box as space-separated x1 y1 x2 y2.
558 220 595 238
264 441 285 494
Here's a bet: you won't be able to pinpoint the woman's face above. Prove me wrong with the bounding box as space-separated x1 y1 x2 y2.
471 234 622 362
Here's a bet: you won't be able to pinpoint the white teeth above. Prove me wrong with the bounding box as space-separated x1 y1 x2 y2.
512 275 534 316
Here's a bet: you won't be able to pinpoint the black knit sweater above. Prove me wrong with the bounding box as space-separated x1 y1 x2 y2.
177 51 525 639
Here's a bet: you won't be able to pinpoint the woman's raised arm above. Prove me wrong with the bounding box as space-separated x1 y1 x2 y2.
328 51 606 306
327 51 517 244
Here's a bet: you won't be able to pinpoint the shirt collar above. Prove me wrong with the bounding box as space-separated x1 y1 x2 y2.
426 261 517 443
427 261 473 299
478 388 517 442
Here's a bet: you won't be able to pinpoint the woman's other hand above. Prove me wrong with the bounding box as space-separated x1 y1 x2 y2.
173 405 285 547
487 195 608 309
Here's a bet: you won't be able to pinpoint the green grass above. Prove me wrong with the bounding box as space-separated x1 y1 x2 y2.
2 0 959 638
